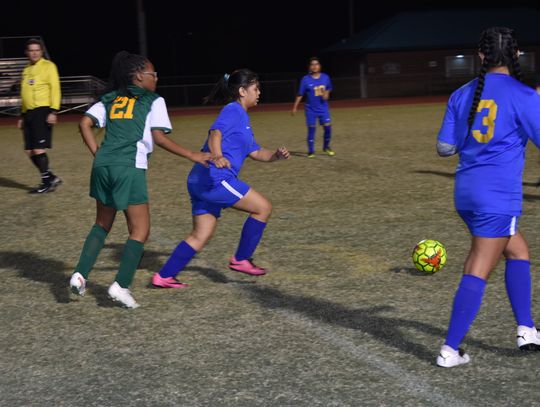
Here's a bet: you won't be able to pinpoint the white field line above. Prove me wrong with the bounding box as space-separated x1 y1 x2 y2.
150 226 470 407
277 309 471 407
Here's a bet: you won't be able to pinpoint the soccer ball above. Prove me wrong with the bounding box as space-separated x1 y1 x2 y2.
411 239 447 273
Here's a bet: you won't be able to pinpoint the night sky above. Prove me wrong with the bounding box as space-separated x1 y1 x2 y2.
3 1 540 79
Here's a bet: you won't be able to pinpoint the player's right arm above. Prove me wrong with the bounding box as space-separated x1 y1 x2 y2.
291 96 302 116
79 116 99 156
519 92 540 148
80 101 107 156
292 77 306 115
436 94 458 157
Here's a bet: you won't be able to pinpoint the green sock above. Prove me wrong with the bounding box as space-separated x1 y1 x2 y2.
74 224 108 279
115 239 144 288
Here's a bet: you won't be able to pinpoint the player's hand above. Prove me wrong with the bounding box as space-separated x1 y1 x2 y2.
276 147 290 160
322 91 330 101
190 151 212 167
211 155 232 169
46 113 57 125
291 107 297 116
16 119 23 129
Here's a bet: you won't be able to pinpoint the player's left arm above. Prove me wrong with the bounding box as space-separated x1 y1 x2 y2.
249 147 290 162
47 63 61 124
323 75 333 101
322 89 331 101
79 116 99 156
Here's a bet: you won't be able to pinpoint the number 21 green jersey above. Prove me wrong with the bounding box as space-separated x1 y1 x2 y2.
85 85 172 169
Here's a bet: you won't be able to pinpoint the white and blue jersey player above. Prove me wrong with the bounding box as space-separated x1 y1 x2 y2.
292 57 335 157
152 69 290 288
435 27 540 368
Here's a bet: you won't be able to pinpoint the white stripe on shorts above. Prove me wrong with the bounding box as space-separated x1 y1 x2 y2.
221 180 244 199
510 216 517 236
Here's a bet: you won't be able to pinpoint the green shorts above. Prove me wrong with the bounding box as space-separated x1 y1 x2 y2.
90 166 148 210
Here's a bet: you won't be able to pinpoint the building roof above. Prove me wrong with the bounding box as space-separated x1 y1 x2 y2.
323 8 540 53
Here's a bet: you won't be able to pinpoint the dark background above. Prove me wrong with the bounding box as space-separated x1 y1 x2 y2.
3 1 540 79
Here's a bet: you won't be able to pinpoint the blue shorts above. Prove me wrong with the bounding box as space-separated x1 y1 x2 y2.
305 109 331 127
188 178 250 218
458 210 519 238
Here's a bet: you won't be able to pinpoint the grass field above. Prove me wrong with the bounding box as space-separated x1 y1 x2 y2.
2 102 540 406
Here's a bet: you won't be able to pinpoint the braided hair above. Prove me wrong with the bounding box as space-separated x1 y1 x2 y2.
467 27 522 134
204 69 259 105
107 51 148 96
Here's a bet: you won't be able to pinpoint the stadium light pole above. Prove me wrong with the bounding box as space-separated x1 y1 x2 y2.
348 0 354 36
137 0 148 57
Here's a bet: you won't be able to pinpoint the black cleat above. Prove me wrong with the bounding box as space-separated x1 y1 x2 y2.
29 183 55 194
50 176 63 188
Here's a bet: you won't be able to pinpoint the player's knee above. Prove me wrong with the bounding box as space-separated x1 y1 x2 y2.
190 229 214 248
257 199 272 220
130 227 150 243
504 247 529 260
96 221 112 233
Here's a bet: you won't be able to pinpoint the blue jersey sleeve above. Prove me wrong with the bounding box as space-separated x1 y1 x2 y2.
325 74 333 91
519 93 540 148
248 137 261 155
297 77 307 97
210 104 235 134
437 93 458 146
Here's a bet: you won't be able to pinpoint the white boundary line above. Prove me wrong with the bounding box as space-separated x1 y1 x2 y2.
277 309 471 407
150 226 470 406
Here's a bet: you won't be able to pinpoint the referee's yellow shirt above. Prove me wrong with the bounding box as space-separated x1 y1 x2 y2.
20 58 61 113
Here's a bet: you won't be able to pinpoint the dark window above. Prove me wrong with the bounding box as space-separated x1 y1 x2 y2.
445 55 475 78
382 63 401 75
519 52 535 72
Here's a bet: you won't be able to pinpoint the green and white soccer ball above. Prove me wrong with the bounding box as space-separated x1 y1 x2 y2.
411 239 447 273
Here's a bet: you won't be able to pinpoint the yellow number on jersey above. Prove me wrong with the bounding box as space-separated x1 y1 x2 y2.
110 96 136 120
472 99 498 143
314 85 326 97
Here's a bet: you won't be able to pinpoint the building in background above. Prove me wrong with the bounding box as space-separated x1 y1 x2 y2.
323 8 540 98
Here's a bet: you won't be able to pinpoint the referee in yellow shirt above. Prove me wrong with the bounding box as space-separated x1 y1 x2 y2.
17 38 62 194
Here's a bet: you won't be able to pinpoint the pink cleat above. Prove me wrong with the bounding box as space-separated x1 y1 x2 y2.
228 257 267 276
151 273 189 289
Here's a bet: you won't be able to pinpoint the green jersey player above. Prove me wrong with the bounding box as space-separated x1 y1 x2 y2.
69 51 209 308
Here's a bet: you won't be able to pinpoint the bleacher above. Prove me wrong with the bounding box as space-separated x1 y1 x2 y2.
0 36 106 116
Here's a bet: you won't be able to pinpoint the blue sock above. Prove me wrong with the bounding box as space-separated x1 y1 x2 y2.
323 125 332 149
235 217 267 261
505 259 534 328
307 127 316 154
159 241 197 278
444 274 486 350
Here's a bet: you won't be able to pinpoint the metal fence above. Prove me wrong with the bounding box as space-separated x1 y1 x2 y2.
157 79 298 106
157 73 539 106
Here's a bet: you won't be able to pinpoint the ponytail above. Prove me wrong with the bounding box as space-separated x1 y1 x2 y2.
204 69 259 105
467 59 488 135
107 50 148 96
203 74 230 105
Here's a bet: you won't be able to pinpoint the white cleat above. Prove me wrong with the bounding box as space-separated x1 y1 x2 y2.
516 325 540 351
70 272 86 296
108 282 140 309
436 345 470 368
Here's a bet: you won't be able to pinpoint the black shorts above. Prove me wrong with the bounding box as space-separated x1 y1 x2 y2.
23 107 53 150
